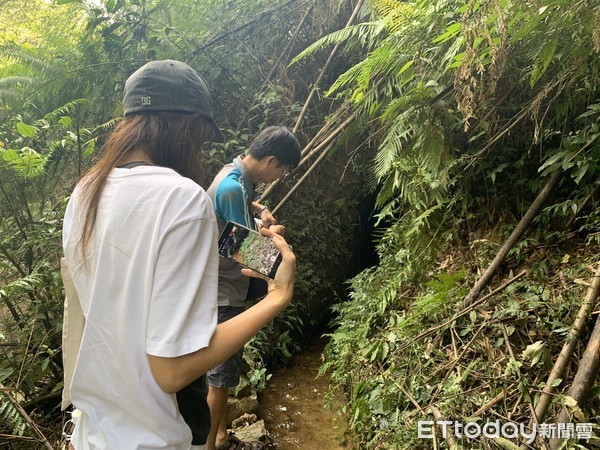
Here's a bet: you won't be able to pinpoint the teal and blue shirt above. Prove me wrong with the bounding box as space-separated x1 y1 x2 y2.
207 157 257 307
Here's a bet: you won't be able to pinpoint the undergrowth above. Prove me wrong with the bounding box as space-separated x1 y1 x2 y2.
322 212 600 449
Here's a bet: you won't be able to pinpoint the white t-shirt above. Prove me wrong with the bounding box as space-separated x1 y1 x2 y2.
62 166 218 450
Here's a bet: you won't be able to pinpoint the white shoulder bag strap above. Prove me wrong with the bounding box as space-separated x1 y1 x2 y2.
60 257 85 411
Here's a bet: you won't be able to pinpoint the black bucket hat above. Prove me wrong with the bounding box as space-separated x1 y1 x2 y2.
123 59 224 142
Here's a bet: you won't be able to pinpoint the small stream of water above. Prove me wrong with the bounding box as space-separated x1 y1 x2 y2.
257 338 348 450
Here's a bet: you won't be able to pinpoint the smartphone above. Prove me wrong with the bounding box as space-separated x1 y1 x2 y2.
217 221 282 279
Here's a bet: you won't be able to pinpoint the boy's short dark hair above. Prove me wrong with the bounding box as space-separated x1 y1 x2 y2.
248 126 301 167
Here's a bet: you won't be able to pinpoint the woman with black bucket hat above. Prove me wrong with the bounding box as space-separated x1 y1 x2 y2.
61 60 296 450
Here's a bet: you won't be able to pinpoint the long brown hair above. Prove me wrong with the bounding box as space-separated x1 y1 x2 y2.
77 112 215 261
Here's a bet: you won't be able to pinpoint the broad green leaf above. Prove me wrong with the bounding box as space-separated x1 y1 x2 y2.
83 141 96 157
16 122 37 138
398 60 414 75
58 116 72 126
2 149 19 162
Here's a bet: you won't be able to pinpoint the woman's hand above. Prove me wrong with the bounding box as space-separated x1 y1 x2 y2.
241 227 296 303
268 224 286 236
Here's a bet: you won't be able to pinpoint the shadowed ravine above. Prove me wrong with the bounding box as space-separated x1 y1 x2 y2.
257 338 348 450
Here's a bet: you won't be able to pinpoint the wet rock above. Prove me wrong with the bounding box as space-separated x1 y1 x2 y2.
227 391 259 425
230 419 267 446
232 413 258 428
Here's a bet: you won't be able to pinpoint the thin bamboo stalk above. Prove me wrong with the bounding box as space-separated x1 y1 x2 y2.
531 263 600 422
549 303 600 449
459 170 562 309
272 141 333 214
261 111 355 202
516 264 600 450
292 0 365 133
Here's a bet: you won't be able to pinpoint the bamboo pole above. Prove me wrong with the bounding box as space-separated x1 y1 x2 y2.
430 406 458 448
459 170 562 309
272 140 334 214
517 263 600 450
261 110 354 202
532 263 600 422
549 305 600 449
297 113 356 167
292 0 365 134
236 3 314 130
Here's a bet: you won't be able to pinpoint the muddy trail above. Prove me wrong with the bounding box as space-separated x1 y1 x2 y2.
257 338 348 450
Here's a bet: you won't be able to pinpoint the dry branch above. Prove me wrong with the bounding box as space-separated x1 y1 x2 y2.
0 384 55 450
459 170 562 309
398 270 527 353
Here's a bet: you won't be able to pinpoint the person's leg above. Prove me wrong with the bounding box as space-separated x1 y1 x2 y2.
206 306 245 450
207 385 230 449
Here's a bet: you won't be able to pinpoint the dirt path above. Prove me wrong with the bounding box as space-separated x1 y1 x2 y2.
257 338 348 450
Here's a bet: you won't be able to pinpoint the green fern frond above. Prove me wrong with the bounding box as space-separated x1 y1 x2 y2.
43 98 88 122
0 77 40 107
94 116 122 132
290 22 385 66
0 393 27 437
2 274 45 294
327 59 370 97
370 0 416 33
0 76 39 89
373 105 419 181
0 44 55 76
0 89 20 105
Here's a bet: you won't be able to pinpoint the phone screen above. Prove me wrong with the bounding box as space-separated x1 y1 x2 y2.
217 221 282 279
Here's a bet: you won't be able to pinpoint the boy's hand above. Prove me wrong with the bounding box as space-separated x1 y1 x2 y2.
259 209 277 228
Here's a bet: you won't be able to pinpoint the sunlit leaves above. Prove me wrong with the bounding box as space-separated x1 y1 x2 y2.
1 147 47 177
15 122 37 138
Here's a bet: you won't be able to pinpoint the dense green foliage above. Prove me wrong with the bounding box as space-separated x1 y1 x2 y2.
293 0 600 448
0 0 357 445
1 0 600 449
